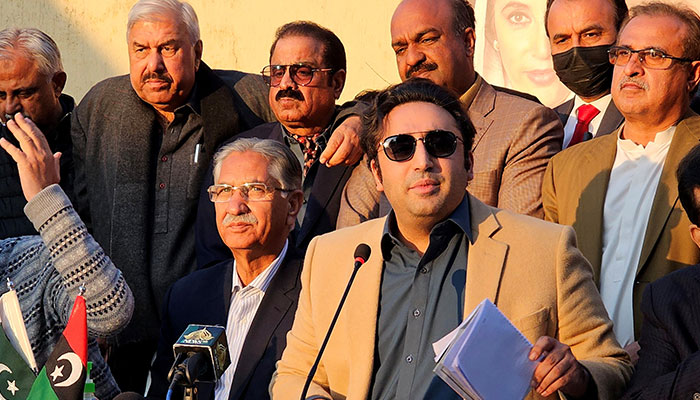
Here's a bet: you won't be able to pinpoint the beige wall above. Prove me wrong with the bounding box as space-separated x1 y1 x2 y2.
4 0 700 106
1 0 402 103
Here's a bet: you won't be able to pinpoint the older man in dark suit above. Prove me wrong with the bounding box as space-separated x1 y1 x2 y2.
148 138 304 400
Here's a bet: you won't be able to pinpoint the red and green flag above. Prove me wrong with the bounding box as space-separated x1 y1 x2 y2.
27 295 87 400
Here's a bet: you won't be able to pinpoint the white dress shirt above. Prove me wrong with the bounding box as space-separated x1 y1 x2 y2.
562 94 614 148
213 240 288 399
600 125 675 346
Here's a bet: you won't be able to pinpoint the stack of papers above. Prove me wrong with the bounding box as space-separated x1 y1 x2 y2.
432 299 537 400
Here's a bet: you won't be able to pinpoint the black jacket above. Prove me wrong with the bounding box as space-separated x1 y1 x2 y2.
147 246 304 400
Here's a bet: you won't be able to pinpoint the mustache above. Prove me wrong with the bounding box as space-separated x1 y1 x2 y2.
406 171 445 186
141 71 173 84
618 76 649 90
406 61 438 79
222 212 258 226
275 88 305 101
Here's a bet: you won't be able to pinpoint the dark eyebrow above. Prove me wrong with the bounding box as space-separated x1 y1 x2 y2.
392 28 440 48
579 23 605 34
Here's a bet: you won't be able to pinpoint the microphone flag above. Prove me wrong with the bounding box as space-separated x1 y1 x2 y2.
0 328 35 400
27 295 87 400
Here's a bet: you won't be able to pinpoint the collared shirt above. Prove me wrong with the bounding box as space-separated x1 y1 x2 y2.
601 125 675 346
214 240 288 399
459 74 484 109
562 94 613 148
281 121 333 225
370 196 472 400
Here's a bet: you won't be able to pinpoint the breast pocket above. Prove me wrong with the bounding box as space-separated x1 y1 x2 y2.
511 307 550 343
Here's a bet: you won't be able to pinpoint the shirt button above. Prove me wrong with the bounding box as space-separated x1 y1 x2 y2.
406 354 413 363
420 267 428 274
413 309 421 318
159 183 166 189
161 155 168 162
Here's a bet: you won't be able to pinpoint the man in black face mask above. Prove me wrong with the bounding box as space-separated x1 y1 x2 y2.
545 0 628 148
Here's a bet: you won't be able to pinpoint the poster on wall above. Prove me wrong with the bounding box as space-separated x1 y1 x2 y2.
472 0 700 108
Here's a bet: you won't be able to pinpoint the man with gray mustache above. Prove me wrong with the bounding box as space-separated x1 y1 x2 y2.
149 137 305 400
542 1 700 364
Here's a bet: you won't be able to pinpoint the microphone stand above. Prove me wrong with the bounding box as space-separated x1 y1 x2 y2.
299 261 363 400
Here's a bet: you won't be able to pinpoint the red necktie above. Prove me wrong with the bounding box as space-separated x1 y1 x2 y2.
569 104 600 147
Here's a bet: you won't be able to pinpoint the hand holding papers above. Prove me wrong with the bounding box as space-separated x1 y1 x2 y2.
432 299 537 400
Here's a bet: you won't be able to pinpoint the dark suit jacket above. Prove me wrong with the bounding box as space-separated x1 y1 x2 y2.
147 246 304 400
623 265 700 399
71 63 274 343
554 96 624 143
195 121 354 268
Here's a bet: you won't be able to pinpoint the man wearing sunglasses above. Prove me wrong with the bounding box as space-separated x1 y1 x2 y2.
195 21 360 267
337 0 564 229
272 79 631 400
149 138 304 400
546 0 628 149
543 2 700 364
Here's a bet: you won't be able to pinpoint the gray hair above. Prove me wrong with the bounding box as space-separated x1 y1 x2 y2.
127 0 200 44
0 28 63 78
213 138 302 191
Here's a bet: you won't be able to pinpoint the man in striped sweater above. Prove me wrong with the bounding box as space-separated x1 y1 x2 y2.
0 113 134 399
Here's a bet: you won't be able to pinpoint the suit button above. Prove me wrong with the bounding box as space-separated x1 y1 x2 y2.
406 354 413 363
693 393 700 400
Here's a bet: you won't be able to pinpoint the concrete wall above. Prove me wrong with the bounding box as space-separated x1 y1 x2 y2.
1 0 402 103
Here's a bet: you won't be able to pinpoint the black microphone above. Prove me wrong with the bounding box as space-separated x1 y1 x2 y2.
300 244 371 400
167 324 231 398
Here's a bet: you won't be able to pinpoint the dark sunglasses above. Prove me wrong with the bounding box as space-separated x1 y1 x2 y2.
380 129 462 162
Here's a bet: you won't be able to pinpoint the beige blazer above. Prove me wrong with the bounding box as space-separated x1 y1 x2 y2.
272 195 631 400
542 113 700 337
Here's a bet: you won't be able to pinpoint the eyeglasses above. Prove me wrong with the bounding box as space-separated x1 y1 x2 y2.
207 182 290 202
380 129 463 162
608 46 694 70
261 64 333 87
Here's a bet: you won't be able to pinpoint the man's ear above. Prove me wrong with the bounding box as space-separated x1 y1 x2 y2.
370 158 384 192
331 69 346 100
286 189 304 226
465 151 474 182
51 71 67 97
463 27 476 58
690 223 700 249
194 39 203 71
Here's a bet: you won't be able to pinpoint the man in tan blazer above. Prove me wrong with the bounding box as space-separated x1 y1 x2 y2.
272 79 631 399
336 0 563 227
543 2 700 361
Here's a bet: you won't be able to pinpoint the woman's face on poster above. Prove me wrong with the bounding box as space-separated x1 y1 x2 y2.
490 0 571 106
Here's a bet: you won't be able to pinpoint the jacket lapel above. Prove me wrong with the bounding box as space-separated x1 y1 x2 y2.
572 132 617 280
297 164 352 244
467 82 496 151
346 218 384 399
464 195 508 316
597 101 624 137
229 249 303 399
637 113 700 274
555 98 575 127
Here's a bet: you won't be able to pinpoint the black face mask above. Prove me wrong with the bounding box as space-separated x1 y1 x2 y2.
552 44 614 99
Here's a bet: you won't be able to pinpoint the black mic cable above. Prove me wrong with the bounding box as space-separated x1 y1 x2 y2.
299 243 371 400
